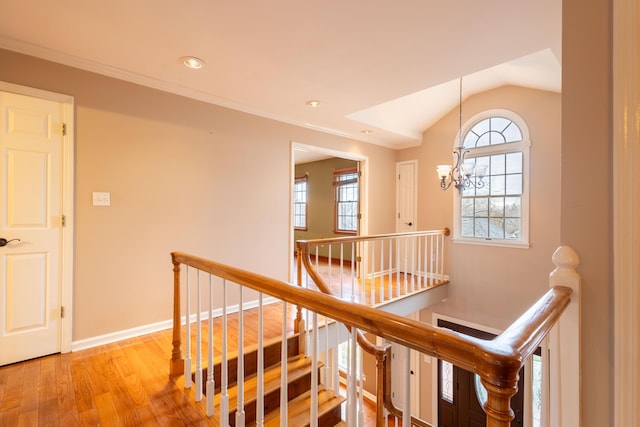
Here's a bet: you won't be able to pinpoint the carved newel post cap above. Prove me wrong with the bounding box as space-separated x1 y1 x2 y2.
552 245 580 269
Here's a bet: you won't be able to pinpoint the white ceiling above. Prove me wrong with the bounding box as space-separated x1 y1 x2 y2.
0 0 561 151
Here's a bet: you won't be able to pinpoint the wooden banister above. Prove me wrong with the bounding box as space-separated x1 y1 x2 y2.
171 250 572 426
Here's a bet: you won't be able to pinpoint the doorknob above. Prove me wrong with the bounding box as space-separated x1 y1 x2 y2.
404 222 413 226
0 238 20 247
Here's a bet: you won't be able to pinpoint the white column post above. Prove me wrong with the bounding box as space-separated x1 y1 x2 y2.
548 245 581 427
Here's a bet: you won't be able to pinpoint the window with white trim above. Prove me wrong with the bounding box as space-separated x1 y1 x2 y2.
334 167 359 234
293 175 308 230
454 112 530 246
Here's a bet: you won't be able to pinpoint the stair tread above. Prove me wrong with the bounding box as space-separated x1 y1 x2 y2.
262 389 346 427
212 354 322 405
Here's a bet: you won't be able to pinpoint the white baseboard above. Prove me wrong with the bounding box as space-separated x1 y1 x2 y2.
71 296 280 352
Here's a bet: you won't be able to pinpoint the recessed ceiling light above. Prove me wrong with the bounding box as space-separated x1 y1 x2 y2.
181 56 205 69
306 100 321 108
361 129 373 134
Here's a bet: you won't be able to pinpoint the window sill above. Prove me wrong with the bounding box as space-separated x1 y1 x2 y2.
452 237 530 249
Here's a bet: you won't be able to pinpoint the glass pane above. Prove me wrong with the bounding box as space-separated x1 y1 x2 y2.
475 156 490 175
489 197 504 217
461 198 475 217
532 354 543 427
476 180 490 196
505 197 521 217
489 218 505 238
461 218 474 237
505 174 523 194
490 154 505 175
476 133 491 147
474 217 489 238
491 117 511 133
488 130 506 145
463 131 478 148
505 218 521 239
503 122 523 142
475 198 488 217
473 118 491 135
441 361 454 403
490 175 505 196
462 185 476 197
506 152 523 174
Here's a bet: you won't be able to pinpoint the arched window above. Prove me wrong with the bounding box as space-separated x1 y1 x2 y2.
453 110 530 247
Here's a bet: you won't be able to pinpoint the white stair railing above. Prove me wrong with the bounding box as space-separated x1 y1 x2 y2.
297 229 450 306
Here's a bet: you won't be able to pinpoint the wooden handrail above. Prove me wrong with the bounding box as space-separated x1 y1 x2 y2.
171 251 572 427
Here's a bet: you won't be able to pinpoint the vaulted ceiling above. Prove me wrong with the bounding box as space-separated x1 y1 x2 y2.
0 0 561 150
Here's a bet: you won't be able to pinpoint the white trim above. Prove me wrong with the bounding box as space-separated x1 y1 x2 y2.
72 296 280 351
0 81 75 354
613 0 640 424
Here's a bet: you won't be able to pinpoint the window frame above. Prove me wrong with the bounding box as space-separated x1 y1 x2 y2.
293 174 308 231
333 167 359 235
452 109 531 248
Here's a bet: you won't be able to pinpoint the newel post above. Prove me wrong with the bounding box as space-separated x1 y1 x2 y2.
548 246 581 426
170 255 185 377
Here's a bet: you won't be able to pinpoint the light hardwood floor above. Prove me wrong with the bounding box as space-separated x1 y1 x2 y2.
0 305 390 426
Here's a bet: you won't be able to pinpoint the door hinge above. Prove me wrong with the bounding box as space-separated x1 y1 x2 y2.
61 215 66 227
61 306 65 318
59 123 67 136
356 256 362 262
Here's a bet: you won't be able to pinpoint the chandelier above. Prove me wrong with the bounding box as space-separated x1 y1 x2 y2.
436 78 487 194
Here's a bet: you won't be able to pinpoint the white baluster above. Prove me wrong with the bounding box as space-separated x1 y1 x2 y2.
236 285 245 427
220 279 229 426
403 237 408 294
439 232 445 281
206 274 215 416
339 243 345 298
357 345 364 427
280 301 288 427
370 240 375 304
346 327 358 426
395 239 401 297
388 239 393 300
380 239 385 303
351 243 357 302
310 311 319 427
185 267 192 388
195 271 203 401
256 293 264 427
402 346 410 427
410 237 416 292
328 245 333 293
429 234 435 286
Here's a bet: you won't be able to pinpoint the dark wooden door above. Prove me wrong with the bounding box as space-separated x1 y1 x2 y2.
437 319 525 427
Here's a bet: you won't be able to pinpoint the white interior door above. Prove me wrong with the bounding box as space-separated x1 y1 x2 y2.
0 90 65 365
390 319 421 418
396 160 417 232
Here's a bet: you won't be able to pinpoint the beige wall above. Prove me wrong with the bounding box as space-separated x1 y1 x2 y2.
562 0 613 425
0 49 397 341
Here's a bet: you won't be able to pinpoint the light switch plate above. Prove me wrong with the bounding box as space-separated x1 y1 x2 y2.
93 192 111 206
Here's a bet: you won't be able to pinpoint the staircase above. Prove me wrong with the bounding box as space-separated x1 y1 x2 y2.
195 333 346 426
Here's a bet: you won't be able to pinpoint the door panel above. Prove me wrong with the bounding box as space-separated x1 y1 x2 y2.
396 161 417 232
0 91 63 365
437 319 525 426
